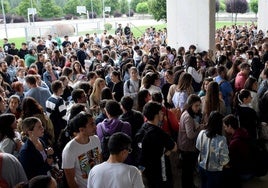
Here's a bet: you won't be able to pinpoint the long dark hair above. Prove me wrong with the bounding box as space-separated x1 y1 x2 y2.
21 97 43 119
206 111 223 138
0 113 16 141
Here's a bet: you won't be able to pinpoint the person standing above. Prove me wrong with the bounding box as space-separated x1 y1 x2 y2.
87 132 144 188
196 111 229 188
178 94 203 188
137 101 177 188
62 112 102 188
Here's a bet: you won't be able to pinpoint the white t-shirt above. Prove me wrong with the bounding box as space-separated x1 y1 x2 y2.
62 135 102 188
87 162 144 188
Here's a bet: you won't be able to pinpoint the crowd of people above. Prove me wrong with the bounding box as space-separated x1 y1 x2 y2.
0 21 268 188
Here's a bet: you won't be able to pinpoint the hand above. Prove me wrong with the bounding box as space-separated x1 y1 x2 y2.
47 157 54 165
46 147 54 155
15 139 23 151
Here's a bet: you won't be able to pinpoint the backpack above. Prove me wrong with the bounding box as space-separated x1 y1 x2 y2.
134 123 155 167
126 79 141 90
100 121 123 161
0 154 9 188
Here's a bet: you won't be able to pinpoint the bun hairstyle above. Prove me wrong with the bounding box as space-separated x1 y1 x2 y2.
237 89 251 104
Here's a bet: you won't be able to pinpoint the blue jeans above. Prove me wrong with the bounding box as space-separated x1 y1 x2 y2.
199 166 223 188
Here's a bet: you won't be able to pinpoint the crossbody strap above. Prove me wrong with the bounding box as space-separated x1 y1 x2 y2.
0 153 3 177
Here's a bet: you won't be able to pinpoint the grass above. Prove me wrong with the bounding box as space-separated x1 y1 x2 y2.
0 21 253 48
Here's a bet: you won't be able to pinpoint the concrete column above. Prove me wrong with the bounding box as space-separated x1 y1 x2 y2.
258 0 268 35
167 0 215 52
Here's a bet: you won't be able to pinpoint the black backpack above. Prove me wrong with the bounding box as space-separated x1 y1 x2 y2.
134 123 155 167
100 122 123 161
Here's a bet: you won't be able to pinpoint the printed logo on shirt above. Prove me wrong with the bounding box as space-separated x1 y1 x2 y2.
78 147 101 179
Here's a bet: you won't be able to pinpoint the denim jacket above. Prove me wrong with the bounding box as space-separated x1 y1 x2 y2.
196 130 229 171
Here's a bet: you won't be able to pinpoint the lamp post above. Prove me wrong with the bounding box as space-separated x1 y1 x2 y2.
1 0 7 38
102 0 105 24
90 0 94 20
128 0 131 19
30 0 35 23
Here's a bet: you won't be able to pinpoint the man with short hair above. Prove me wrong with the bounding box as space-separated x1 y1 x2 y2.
137 101 177 188
87 132 144 188
18 42 28 59
234 62 251 92
46 80 67 145
25 75 51 109
96 100 131 161
62 112 102 188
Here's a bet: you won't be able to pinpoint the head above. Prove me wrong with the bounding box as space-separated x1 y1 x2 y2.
237 89 252 105
178 72 193 91
101 87 113 100
69 103 86 120
206 111 224 138
108 132 132 161
0 95 6 113
8 95 20 111
0 113 16 141
244 76 258 92
28 175 57 188
110 70 121 83
137 90 151 111
120 96 134 112
11 81 24 93
69 112 95 135
223 114 239 135
185 94 201 115
105 100 123 118
51 80 64 96
71 89 87 103
151 92 163 104
22 117 44 138
21 97 43 118
143 101 163 123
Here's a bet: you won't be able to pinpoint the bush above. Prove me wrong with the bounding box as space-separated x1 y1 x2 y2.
104 23 112 30
113 10 122 18
0 14 12 23
126 9 134 17
64 14 73 20
12 15 26 23
89 12 97 19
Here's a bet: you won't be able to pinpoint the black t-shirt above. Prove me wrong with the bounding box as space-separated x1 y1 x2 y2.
141 123 175 182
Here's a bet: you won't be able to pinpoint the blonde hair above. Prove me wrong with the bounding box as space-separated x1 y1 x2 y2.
90 78 105 106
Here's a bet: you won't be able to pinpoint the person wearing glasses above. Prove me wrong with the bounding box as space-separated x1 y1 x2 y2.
87 132 144 188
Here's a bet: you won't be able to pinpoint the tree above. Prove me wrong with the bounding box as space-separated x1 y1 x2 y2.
148 0 166 21
55 0 66 7
130 0 145 11
63 0 81 15
39 0 63 18
16 0 38 17
225 0 248 24
105 0 120 14
2 0 11 14
120 0 128 14
249 0 258 16
216 0 220 13
9 0 20 9
136 2 148 15
219 0 226 11
84 0 102 16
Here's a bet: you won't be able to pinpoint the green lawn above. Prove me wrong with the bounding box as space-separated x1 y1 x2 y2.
0 21 252 48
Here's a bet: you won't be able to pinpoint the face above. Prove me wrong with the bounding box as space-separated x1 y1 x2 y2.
78 92 87 104
191 101 201 114
30 120 44 138
145 92 151 102
130 69 138 79
11 118 17 130
9 98 19 110
82 117 96 136
157 110 164 122
57 84 64 96
0 98 6 112
1 62 8 72
98 81 106 90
